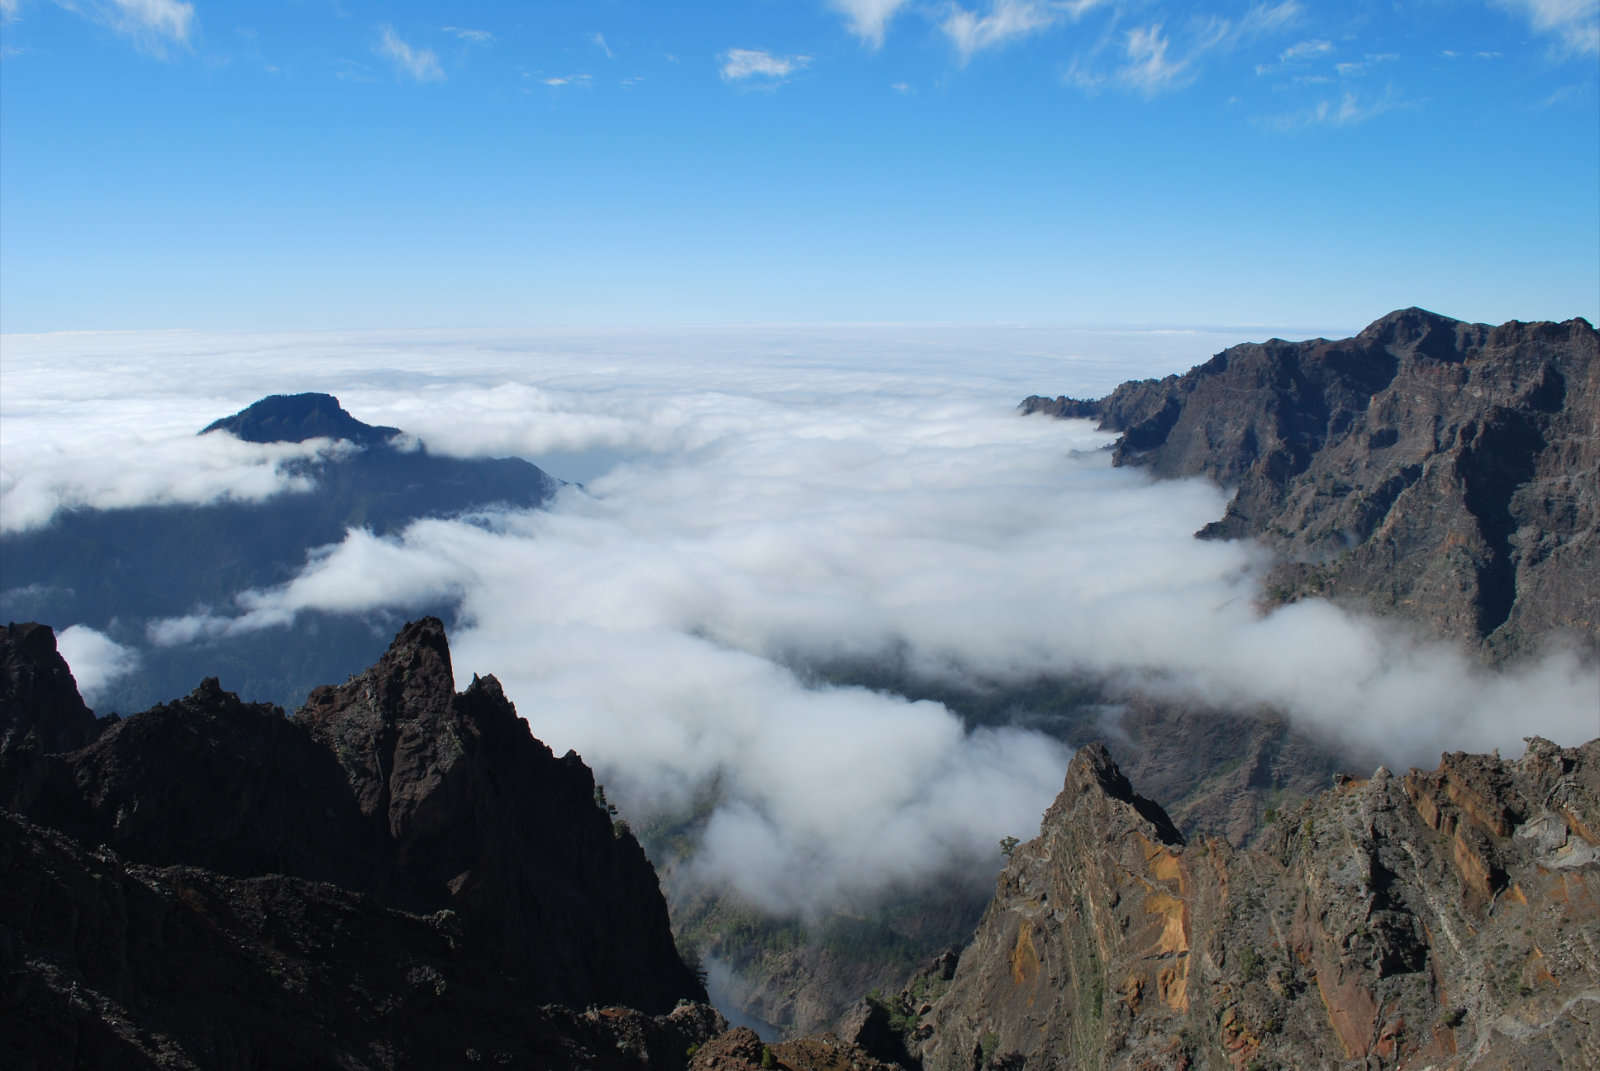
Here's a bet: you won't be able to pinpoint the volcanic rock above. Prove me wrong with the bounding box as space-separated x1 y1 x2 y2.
1023 308 1600 656
0 617 709 1068
906 738 1600 1070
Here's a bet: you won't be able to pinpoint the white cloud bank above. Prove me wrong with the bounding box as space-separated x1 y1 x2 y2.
4 324 1594 914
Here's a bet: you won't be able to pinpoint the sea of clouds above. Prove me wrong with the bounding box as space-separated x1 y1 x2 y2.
3 323 1596 914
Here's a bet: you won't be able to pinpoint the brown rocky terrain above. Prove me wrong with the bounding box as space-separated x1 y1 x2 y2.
1022 308 1600 657
881 739 1599 1070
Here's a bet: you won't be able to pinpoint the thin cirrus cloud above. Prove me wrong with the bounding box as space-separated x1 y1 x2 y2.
376 24 444 82
1068 2 1303 96
829 0 914 48
2 0 196 55
1253 85 1407 131
720 47 811 81
442 26 495 45
942 0 1063 61
1254 37 1333 75
1495 0 1600 54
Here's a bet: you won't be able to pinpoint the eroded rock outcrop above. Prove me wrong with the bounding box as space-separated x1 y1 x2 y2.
1 618 712 1068
906 739 1600 1070
1023 309 1600 656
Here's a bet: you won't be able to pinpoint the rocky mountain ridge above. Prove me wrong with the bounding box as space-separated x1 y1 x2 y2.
1 618 717 1068
883 737 1599 1070
1022 308 1599 657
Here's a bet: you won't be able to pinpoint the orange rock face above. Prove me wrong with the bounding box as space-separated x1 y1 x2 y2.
911 737 1600 1070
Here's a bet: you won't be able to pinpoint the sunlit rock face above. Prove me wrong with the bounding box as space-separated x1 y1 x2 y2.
901 737 1600 1071
1025 308 1600 658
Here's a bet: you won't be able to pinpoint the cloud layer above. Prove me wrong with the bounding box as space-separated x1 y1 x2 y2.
7 325 1595 915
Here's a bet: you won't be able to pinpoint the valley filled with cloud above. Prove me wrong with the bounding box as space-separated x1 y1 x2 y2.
5 324 1595 916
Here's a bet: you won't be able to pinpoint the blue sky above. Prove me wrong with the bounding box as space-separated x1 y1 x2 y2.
1 0 1596 332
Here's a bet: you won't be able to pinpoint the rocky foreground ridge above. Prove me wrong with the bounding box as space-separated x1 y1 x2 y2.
1022 308 1599 656
876 738 1600 1070
5 617 1598 1070
1 619 717 1068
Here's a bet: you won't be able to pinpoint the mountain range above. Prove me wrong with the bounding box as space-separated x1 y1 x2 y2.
3 309 1597 1069
1022 307 1599 658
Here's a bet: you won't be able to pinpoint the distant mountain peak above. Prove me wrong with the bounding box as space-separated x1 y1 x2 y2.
200 392 402 446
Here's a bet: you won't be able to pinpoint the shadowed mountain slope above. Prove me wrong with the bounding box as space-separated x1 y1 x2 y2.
0 618 706 1069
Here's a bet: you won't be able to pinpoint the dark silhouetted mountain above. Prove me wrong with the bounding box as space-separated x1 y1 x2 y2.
880 738 1600 1070
0 394 561 711
0 618 717 1069
1023 309 1600 657
201 391 403 445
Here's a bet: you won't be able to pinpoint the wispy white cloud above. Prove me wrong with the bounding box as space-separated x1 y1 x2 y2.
1072 2 1303 96
941 0 1061 61
1494 0 1600 55
14 0 197 55
829 0 915 49
442 26 494 45
590 31 614 58
377 24 444 82
1255 84 1409 131
542 74 593 88
1334 53 1396 78
720 47 811 81
1255 37 1332 74
1118 24 1189 94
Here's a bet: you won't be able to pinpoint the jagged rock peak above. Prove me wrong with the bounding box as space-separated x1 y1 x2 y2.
200 391 403 445
1062 741 1186 846
1 616 708 1022
0 621 104 754
297 614 458 727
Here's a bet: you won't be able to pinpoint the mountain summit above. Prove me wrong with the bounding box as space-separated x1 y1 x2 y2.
1 394 562 712
201 392 403 446
1023 309 1599 656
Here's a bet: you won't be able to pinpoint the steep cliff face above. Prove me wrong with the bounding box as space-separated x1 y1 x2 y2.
0 616 705 1053
1022 309 1599 655
906 739 1600 1070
